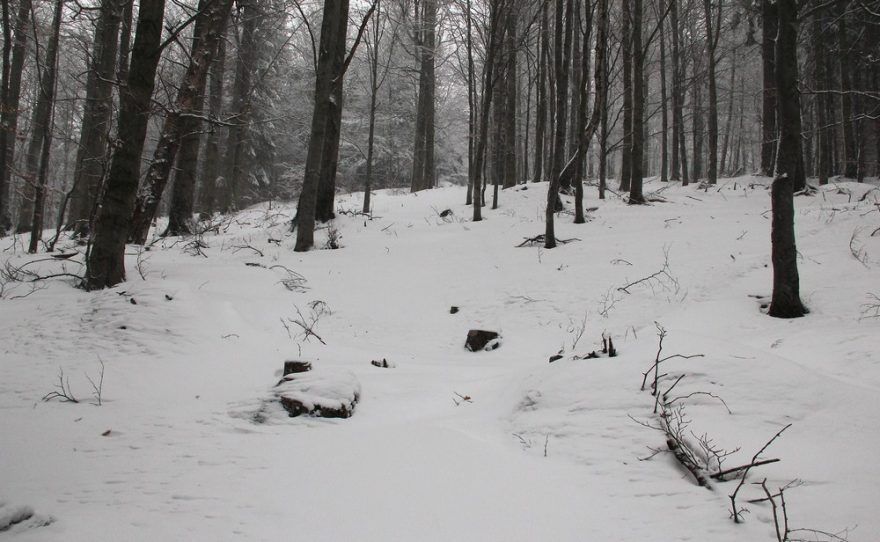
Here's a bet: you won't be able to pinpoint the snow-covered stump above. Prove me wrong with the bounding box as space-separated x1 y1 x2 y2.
274 368 360 419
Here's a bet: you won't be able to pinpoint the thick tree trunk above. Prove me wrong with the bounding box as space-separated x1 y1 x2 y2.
0 0 30 234
501 5 517 189
129 0 234 244
768 0 806 319
86 0 167 290
294 0 352 250
67 0 123 237
691 75 704 182
719 58 736 175
760 0 777 176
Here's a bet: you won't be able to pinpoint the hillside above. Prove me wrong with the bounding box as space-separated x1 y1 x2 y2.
1 177 878 541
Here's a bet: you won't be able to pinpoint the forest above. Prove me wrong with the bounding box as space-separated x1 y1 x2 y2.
1 0 879 540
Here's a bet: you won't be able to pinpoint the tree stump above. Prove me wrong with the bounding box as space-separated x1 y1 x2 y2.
283 360 312 376
465 330 500 351
274 369 360 419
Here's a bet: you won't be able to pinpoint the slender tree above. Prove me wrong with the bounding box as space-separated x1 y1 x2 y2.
760 0 777 176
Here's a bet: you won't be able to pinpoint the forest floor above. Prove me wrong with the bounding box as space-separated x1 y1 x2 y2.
1 176 879 541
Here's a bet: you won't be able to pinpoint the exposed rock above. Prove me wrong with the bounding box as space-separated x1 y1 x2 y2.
465 330 501 352
450 306 459 314
283 360 312 376
371 358 395 368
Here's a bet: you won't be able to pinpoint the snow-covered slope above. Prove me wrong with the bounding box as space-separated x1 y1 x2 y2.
1 177 877 541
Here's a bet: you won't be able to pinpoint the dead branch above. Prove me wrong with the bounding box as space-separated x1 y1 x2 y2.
729 423 792 523
516 234 581 247
42 369 79 403
712 458 780 480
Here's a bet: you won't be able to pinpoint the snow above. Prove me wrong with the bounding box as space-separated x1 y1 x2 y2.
1 176 878 541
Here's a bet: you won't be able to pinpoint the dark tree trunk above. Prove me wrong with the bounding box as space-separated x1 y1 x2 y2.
619 0 632 192
532 0 549 183
836 1 857 179
760 0 777 176
198 35 226 217
545 0 573 248
472 0 504 222
812 12 830 185
691 74 704 182
659 0 669 183
768 0 807 319
117 0 134 82
703 0 719 185
0 0 30 234
573 0 602 223
27 0 63 251
670 0 681 182
86 0 167 290
67 0 124 237
629 0 644 203
129 0 234 244
411 0 436 193
501 5 517 189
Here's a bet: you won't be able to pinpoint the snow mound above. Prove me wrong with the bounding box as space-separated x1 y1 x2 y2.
0 502 53 533
274 368 361 418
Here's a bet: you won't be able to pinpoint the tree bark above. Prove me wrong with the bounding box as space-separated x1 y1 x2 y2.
86 0 167 289
0 0 30 234
670 0 681 182
760 0 777 176
545 0 573 248
532 0 549 183
198 34 226 217
27 0 64 251
629 0 644 203
659 0 669 182
67 0 124 237
619 0 632 192
812 12 830 185
129 0 234 244
836 1 857 179
221 0 259 212
703 0 719 185
768 0 806 319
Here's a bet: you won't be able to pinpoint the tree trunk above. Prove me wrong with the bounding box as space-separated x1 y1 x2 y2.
198 35 226 217
768 0 806 319
27 0 63 251
812 12 830 185
619 0 632 192
760 0 777 176
691 72 704 183
670 0 681 182
703 0 719 185
545 0 573 248
719 57 736 176
532 0 548 183
86 0 167 290
659 0 669 183
18 0 64 234
294 0 360 249
129 0 234 244
67 0 124 237
0 0 30 234
221 0 258 212
836 1 857 179
629 0 644 203
472 0 504 223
